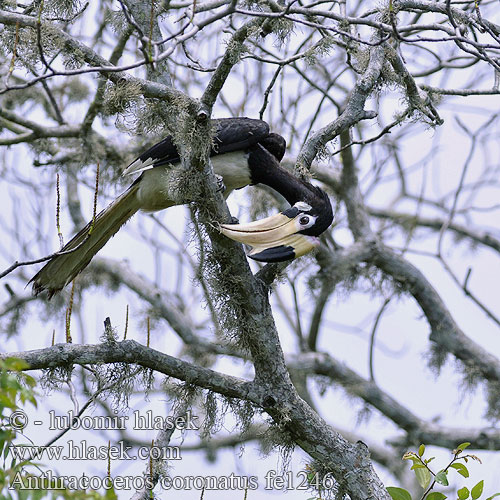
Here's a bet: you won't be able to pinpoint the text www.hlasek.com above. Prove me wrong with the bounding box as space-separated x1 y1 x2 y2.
8 441 181 461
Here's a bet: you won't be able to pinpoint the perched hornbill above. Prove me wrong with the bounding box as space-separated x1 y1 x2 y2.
31 118 333 297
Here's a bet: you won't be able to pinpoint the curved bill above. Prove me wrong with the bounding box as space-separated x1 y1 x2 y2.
220 213 320 263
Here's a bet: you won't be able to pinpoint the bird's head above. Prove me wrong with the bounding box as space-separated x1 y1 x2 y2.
220 184 333 263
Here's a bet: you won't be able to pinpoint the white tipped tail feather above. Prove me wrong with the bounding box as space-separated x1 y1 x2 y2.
31 183 141 297
122 156 156 176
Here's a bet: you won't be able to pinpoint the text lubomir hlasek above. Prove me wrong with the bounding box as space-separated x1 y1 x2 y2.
48 410 199 431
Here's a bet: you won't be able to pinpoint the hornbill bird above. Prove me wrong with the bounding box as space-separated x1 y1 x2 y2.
31 118 333 297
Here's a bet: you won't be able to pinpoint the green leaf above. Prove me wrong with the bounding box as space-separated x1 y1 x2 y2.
435 470 449 486
104 487 118 500
32 490 45 500
458 487 470 500
387 487 412 500
419 444 426 457
403 452 419 462
451 463 470 478
415 468 432 489
403 453 430 487
427 492 447 500
471 480 484 500
3 358 29 371
486 494 500 500
23 374 36 388
457 442 471 452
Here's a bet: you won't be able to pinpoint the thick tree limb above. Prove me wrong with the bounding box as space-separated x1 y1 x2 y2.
289 351 500 450
0 341 261 401
369 207 500 255
296 42 385 171
372 244 500 383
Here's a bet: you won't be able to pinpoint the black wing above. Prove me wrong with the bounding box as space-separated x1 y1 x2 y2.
123 117 270 175
211 117 269 155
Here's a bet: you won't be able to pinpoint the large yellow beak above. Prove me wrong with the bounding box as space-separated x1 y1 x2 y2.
219 213 320 262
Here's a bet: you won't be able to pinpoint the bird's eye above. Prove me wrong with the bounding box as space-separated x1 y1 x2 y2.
299 216 310 226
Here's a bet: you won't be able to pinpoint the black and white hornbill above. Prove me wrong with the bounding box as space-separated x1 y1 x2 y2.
31 118 333 296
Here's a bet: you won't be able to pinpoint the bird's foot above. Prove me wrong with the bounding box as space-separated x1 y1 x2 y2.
215 174 226 193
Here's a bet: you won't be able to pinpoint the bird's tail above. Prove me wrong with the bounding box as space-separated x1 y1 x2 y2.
31 182 141 297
